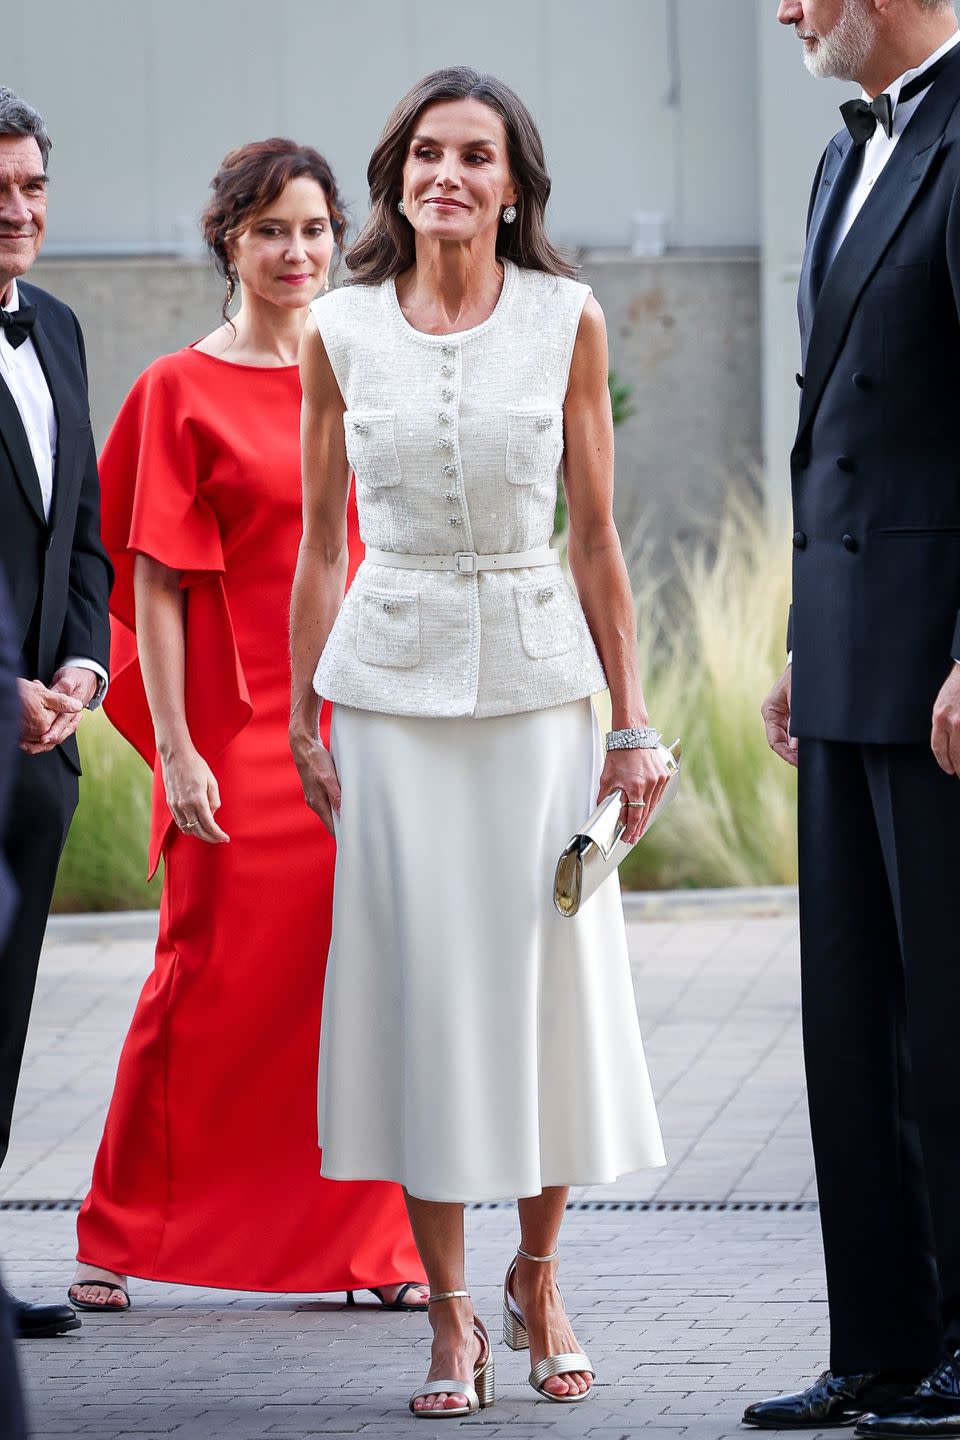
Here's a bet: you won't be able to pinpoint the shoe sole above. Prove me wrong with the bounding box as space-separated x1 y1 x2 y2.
743 1415 861 1429
17 1317 82 1339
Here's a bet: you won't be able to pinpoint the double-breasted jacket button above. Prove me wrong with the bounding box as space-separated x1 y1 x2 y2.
852 372 872 391
441 387 455 402
441 343 456 358
448 515 463 526
836 455 856 473
795 372 804 389
436 436 452 451
537 586 556 604
440 364 454 377
842 533 859 553
438 412 451 425
442 462 457 477
443 491 458 503
792 531 807 550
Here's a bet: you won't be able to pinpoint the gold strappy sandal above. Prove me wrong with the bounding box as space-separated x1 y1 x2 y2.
409 1290 496 1418
502 1246 595 1403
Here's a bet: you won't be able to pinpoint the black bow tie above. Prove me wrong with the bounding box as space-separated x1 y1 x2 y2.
0 304 37 350
840 92 894 145
839 46 958 146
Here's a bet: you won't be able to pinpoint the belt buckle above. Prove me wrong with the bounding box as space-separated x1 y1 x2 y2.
455 551 478 575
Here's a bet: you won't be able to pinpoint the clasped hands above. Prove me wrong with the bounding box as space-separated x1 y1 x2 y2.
761 662 960 776
18 665 97 755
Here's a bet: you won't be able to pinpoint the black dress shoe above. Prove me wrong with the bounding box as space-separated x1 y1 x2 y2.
11 1295 80 1338
856 1350 960 1437
744 1372 918 1429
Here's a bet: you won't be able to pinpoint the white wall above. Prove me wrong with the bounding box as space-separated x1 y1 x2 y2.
5 0 760 253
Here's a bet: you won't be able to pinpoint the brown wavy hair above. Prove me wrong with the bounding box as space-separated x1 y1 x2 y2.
201 137 347 321
346 67 575 285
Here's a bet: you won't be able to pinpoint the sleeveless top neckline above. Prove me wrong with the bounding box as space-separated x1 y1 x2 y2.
386 258 518 345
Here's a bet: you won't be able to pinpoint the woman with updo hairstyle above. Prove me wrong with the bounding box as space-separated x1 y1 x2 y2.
291 68 666 1415
67 139 426 1311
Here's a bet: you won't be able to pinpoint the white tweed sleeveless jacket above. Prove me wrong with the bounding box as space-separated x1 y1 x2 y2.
309 260 607 718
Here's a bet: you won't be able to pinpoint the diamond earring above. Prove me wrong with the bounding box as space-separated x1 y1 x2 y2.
502 204 517 224
397 199 406 216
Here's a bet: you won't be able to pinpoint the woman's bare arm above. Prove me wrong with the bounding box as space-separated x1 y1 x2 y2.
133 554 228 843
562 296 668 841
288 314 351 832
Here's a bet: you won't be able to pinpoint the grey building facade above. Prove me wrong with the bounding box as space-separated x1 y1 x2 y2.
5 0 891 545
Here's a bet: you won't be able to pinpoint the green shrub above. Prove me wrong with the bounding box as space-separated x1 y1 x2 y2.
52 710 159 912
618 493 797 890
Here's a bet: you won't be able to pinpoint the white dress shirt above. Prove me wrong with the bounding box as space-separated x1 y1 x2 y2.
0 278 107 704
827 28 960 267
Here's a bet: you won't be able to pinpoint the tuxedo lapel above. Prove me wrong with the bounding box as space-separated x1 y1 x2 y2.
799 136 857 363
798 54 960 441
0 367 45 527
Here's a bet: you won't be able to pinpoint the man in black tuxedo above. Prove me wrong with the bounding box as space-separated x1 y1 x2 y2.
749 1 960 1435
0 89 111 1339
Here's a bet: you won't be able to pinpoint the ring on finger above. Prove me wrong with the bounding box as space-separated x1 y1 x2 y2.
182 820 200 831
624 800 646 809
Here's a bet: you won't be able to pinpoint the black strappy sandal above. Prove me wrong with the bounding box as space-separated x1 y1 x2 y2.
346 1282 429 1311
67 1282 131 1314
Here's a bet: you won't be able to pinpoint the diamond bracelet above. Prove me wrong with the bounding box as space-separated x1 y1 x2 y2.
606 726 661 751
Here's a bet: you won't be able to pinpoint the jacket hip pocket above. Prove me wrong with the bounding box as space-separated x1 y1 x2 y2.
505 407 564 485
356 590 421 668
344 410 401 489
515 580 577 659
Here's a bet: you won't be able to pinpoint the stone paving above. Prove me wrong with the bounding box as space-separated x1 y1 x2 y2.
2 903 837 1438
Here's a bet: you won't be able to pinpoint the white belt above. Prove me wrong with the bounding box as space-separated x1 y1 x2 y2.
364 546 560 575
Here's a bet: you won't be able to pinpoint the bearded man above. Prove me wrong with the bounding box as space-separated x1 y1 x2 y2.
750 1 960 1435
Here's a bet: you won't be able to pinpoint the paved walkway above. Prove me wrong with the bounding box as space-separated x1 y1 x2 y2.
2 905 834 1438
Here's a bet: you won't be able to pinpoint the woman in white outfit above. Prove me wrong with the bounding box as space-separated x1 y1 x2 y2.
290 66 667 1418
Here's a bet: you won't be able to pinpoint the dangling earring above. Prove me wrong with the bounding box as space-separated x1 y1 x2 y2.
397 199 406 217
502 204 517 224
322 274 330 293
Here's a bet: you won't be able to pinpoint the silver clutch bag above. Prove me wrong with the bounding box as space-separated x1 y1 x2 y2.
553 739 682 917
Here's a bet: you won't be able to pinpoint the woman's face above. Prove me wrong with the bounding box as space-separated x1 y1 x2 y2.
230 175 334 310
399 98 518 248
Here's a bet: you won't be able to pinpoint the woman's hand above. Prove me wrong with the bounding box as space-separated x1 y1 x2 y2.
597 745 671 845
160 744 230 844
290 724 341 835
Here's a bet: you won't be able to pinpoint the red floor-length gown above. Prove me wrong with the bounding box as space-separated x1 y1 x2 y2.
76 347 424 1291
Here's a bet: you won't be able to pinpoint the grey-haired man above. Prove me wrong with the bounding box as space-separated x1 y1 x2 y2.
0 87 112 1339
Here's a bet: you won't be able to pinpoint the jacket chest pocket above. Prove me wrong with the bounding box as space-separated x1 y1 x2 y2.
356 590 421 668
344 410 401 489
505 407 564 485
515 580 577 659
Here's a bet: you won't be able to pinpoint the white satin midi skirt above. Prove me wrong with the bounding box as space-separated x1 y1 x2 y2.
318 698 665 1202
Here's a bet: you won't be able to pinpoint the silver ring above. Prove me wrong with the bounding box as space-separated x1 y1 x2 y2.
624 801 646 808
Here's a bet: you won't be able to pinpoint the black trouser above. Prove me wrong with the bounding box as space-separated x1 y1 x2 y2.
0 1273 27 1439
798 738 960 1375
0 747 77 1168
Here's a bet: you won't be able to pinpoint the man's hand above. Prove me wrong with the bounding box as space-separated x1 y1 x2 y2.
931 663 960 776
18 676 84 755
761 666 798 767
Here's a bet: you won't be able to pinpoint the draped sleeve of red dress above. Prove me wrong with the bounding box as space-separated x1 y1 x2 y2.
77 348 424 1294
